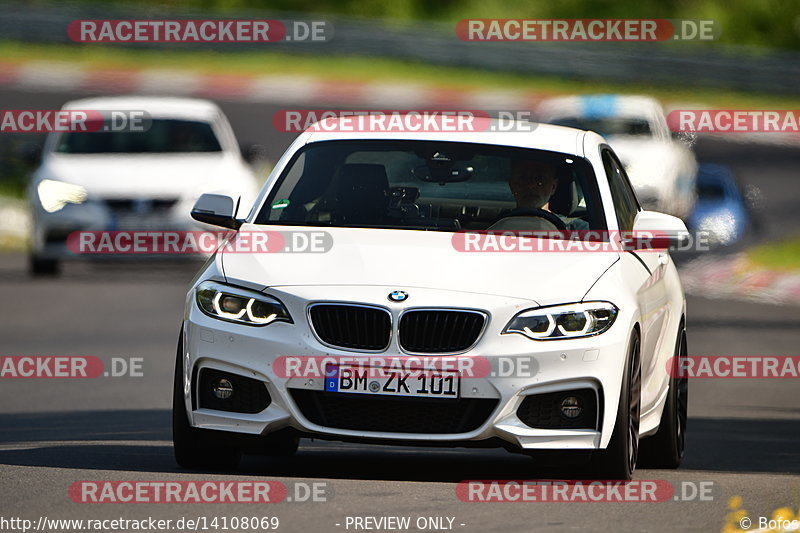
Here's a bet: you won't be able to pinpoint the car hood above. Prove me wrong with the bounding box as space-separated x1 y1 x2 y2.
221 226 620 305
38 153 252 199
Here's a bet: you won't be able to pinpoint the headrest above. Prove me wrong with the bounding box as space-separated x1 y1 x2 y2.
334 164 389 223
549 167 579 216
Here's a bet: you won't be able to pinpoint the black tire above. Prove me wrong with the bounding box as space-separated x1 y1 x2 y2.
172 333 241 470
639 326 688 469
242 430 300 457
262 432 300 456
29 255 60 276
526 450 592 473
590 330 641 480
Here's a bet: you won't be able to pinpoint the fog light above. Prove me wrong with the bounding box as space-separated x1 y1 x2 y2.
560 396 582 419
212 378 234 400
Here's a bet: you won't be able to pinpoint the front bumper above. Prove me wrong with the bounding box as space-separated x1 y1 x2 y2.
181 284 633 451
29 196 199 260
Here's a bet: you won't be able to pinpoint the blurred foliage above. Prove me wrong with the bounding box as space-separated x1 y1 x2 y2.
70 0 800 49
0 136 41 199
748 235 800 271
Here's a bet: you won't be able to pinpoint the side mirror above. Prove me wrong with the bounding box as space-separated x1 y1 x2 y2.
191 192 243 229
630 210 691 249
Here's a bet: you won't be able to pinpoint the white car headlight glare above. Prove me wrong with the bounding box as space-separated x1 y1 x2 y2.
37 179 88 213
196 281 291 326
504 302 618 340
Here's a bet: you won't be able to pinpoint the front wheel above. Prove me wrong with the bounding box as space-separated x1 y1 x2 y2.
639 326 688 468
172 333 241 470
590 330 641 480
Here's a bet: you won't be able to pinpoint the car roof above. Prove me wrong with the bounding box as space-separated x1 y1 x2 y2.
60 96 222 120
302 118 589 157
538 94 664 120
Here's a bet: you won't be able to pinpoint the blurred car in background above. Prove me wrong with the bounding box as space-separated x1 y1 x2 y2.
538 94 698 220
688 163 750 247
27 96 259 275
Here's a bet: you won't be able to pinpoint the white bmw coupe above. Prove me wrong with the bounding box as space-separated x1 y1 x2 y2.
174 118 689 480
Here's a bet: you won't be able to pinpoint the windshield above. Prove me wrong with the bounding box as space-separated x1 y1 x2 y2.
549 117 652 138
697 182 727 200
55 119 223 154
255 140 606 232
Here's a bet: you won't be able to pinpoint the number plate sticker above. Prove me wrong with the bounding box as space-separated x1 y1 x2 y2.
324 364 460 399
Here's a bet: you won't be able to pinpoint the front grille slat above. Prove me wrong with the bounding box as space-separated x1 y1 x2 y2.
431 313 446 351
441 312 452 350
104 198 178 214
335 307 346 346
309 304 391 351
417 312 427 351
344 307 354 344
399 310 485 353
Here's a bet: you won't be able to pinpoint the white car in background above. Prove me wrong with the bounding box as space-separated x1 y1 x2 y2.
27 96 259 275
174 118 689 480
538 95 697 219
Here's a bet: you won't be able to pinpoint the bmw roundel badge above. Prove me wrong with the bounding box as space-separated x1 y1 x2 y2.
388 290 409 302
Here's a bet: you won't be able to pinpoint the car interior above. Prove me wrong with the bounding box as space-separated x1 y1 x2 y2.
257 140 606 232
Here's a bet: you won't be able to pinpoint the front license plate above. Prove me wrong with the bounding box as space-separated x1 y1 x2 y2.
324 365 459 399
114 215 171 231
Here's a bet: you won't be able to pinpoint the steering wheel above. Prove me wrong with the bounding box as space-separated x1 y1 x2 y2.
491 208 567 230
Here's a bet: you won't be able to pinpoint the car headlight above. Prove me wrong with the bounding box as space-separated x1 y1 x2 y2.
195 281 292 326
37 179 88 213
503 302 618 340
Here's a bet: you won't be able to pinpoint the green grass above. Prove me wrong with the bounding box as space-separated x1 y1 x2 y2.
747 236 800 272
0 184 24 200
1 41 799 108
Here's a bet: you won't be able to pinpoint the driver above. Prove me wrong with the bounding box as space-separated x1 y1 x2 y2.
506 159 588 230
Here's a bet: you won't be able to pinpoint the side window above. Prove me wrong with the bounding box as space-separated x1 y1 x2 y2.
602 149 639 231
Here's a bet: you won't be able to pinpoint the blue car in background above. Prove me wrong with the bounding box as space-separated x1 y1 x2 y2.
688 163 750 246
